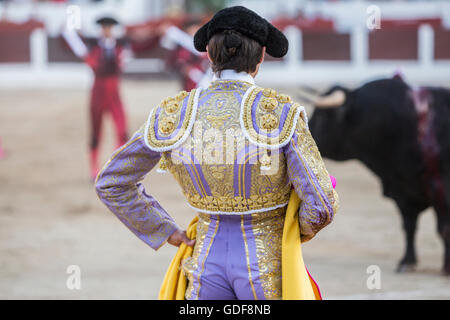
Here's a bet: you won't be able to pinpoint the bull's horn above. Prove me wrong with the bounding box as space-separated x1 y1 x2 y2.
315 90 346 108
299 85 320 95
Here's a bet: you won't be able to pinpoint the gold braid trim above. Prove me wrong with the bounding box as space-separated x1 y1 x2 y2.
242 87 300 147
146 89 197 149
187 185 291 213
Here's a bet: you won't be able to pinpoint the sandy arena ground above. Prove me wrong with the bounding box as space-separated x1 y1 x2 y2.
1 80 449 299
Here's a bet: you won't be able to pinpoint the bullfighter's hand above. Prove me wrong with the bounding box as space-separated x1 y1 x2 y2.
168 229 196 248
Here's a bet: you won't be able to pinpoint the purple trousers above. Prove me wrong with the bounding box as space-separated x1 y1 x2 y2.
182 208 285 300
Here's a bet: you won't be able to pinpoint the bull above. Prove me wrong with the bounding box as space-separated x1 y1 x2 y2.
302 76 450 275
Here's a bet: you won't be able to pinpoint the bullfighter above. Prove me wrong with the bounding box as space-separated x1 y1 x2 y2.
95 6 339 299
64 16 129 180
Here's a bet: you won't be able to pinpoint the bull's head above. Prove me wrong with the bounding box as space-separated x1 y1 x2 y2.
299 77 411 165
299 85 356 161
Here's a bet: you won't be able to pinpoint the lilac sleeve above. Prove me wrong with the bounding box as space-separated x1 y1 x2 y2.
284 117 339 242
95 126 179 250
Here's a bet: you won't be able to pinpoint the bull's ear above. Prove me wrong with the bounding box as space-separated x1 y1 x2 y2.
315 90 346 108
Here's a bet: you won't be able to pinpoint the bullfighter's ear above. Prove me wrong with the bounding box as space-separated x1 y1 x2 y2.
315 90 346 108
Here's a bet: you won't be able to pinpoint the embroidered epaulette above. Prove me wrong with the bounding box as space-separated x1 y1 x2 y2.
144 88 201 152
240 86 308 149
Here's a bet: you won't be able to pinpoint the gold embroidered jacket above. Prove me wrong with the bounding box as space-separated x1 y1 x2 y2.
96 78 339 249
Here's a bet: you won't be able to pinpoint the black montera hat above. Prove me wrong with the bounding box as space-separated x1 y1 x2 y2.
194 6 288 58
96 16 119 26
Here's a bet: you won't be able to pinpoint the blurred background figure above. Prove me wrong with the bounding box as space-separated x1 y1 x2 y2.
63 16 130 181
128 13 211 91
162 17 210 91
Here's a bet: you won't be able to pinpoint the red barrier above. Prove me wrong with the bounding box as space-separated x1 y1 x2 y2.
0 19 44 63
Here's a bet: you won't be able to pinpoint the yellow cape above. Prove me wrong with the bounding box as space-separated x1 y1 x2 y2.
158 190 322 300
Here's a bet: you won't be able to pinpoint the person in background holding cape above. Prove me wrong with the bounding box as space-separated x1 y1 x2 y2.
63 16 130 181
162 18 210 91
95 6 339 300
